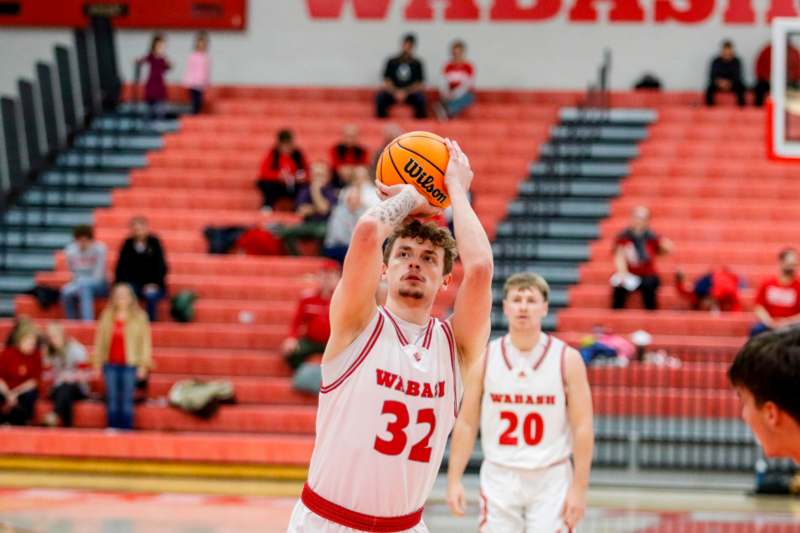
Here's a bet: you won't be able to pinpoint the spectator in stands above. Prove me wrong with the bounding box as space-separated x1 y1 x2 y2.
330 124 368 187
42 324 90 428
729 328 800 463
705 40 746 107
611 206 673 310
114 216 168 322
370 123 403 178
277 162 338 256
136 33 171 119
434 40 475 120
61 225 108 321
282 261 340 370
183 31 210 114
753 42 800 107
93 283 152 430
0 320 42 426
376 33 427 119
323 166 380 263
256 129 309 211
751 248 800 337
675 266 742 312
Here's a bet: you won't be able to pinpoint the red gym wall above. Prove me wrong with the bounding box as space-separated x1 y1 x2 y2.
0 0 246 29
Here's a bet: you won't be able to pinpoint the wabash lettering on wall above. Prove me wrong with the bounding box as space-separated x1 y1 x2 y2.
305 0 797 23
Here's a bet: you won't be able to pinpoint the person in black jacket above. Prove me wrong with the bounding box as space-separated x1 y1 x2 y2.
706 40 746 107
114 216 168 321
376 33 427 119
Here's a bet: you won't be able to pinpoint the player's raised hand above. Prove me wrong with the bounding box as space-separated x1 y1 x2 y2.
443 138 474 194
561 485 586 530
374 181 443 218
446 480 467 516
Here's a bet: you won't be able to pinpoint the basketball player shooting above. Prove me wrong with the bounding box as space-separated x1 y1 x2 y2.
446 273 594 533
287 139 493 532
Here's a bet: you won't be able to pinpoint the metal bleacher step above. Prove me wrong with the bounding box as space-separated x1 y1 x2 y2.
116 101 192 116
558 107 657 126
550 125 648 143
493 261 580 285
0 228 73 249
492 239 590 261
0 249 56 271
56 150 147 170
0 296 15 318
496 219 601 240
40 170 130 189
538 143 639 160
507 198 610 219
89 116 179 134
0 273 36 293
75 133 164 151
517 179 621 199
529 161 629 179
3 207 94 227
20 189 111 208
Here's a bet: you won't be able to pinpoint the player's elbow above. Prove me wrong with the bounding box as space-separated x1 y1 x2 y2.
352 218 382 249
464 258 493 285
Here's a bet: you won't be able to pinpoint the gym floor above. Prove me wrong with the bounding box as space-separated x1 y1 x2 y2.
0 472 798 532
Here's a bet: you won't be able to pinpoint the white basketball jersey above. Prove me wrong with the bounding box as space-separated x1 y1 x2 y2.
306 306 462 517
480 334 572 470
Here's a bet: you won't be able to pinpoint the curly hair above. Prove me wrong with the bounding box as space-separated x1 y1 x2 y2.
383 220 458 275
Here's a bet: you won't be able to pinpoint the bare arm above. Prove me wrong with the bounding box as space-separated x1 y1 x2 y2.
563 347 594 530
324 185 436 361
754 305 775 327
614 246 629 275
447 140 493 368
11 378 37 396
446 354 485 516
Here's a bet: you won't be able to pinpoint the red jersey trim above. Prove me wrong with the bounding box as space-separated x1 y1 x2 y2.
532 334 553 371
479 489 488 529
499 335 513 370
381 306 434 348
319 313 384 394
559 343 567 386
441 320 459 417
301 484 423 532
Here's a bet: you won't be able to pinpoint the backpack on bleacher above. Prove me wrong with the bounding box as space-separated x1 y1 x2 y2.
168 379 236 419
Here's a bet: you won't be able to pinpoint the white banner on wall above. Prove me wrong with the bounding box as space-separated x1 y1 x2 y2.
0 1 788 95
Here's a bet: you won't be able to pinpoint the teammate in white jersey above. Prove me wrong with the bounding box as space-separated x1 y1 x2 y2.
288 140 493 532
446 272 594 532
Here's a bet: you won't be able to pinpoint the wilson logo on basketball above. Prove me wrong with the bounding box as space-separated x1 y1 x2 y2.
403 158 448 204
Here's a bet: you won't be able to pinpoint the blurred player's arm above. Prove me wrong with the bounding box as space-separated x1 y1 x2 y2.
446 139 493 366
325 184 432 361
446 353 485 517
562 347 594 530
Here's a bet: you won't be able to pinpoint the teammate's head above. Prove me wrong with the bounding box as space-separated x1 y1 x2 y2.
382 220 457 304
502 272 549 332
778 247 798 278
729 327 800 461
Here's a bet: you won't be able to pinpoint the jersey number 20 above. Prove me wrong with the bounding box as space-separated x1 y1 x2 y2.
498 411 544 446
374 400 436 462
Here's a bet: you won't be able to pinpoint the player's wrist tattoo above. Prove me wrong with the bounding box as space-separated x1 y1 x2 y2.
368 188 421 227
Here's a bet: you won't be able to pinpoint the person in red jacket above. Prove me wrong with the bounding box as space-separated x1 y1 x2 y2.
282 261 341 369
256 129 309 211
329 124 368 187
751 248 800 336
753 43 800 107
0 320 43 426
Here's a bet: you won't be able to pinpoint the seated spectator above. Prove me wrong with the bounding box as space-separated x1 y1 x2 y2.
323 166 380 263
706 40 746 107
370 123 403 178
753 42 800 107
0 320 42 426
277 162 338 256
282 261 340 370
611 206 672 310
43 324 90 427
434 40 475 120
114 216 168 322
256 129 309 211
676 266 742 312
61 225 108 321
93 283 152 430
330 124 368 187
751 248 800 337
376 33 427 119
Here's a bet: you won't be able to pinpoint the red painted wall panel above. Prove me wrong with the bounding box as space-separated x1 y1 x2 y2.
0 0 246 30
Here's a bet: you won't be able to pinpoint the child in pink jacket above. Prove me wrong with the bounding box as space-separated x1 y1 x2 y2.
183 32 210 114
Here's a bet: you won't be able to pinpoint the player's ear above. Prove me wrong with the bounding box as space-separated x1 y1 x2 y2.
763 401 780 428
380 261 388 279
441 272 452 290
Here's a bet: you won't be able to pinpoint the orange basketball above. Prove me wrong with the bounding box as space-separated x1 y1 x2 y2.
376 131 450 208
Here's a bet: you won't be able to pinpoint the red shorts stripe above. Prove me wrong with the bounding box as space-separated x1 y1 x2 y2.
302 484 423 532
